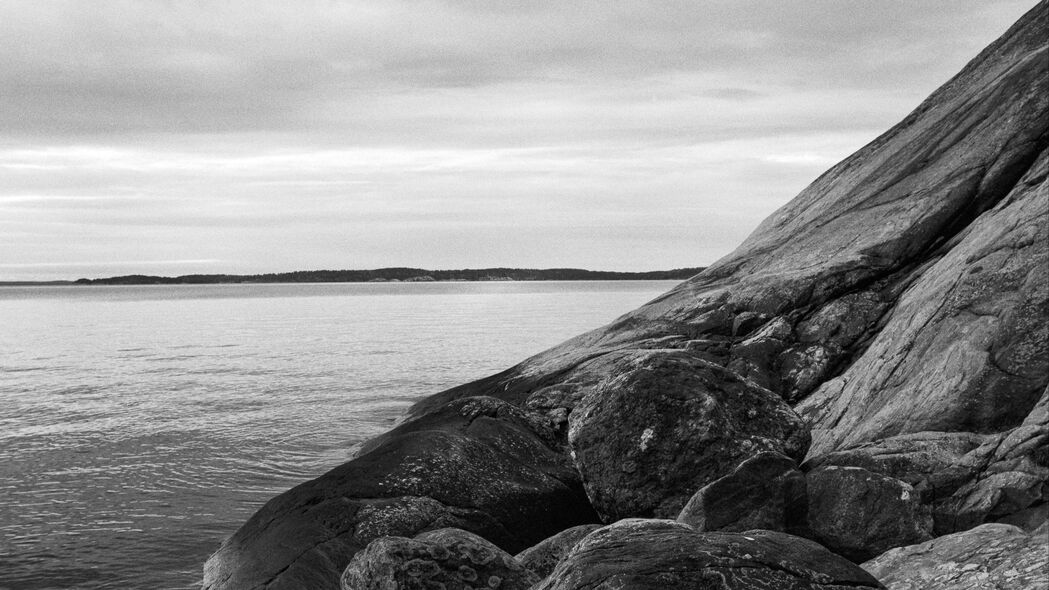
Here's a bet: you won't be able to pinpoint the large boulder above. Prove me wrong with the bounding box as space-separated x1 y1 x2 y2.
533 519 884 590
677 451 807 534
514 524 602 580
567 350 809 520
805 466 933 562
203 397 597 590
340 528 538 590
862 522 1049 590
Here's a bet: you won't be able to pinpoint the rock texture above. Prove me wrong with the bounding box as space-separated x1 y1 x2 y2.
804 387 1048 536
532 519 884 590
340 528 538 590
205 4 1049 588
677 451 807 534
805 466 933 561
514 524 602 580
568 351 809 520
862 522 1049 590
203 397 597 590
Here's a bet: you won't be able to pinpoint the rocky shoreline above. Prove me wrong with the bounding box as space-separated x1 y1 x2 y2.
203 3 1048 589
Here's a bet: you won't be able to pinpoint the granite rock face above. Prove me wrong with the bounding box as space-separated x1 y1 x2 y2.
804 387 1048 536
532 519 884 590
568 351 809 520
862 523 1049 590
205 4 1049 588
677 451 807 534
340 528 538 590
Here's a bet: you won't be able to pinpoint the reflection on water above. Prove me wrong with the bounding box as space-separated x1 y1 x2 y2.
0 281 677 589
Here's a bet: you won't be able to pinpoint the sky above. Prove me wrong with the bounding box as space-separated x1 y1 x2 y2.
0 1 1037 281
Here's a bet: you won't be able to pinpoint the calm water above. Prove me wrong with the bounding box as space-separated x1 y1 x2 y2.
0 281 677 590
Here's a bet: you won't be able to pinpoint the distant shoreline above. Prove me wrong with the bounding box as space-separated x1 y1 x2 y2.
1 267 704 287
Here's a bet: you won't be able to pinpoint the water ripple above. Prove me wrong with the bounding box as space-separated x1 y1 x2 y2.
0 281 677 589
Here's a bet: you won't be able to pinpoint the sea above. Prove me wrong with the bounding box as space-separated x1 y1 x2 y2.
0 280 678 590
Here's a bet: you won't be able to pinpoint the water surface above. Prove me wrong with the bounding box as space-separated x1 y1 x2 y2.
0 281 678 590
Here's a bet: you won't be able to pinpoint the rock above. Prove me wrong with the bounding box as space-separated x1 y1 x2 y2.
805 386 1048 535
862 523 1049 590
799 145 1049 455
202 396 597 590
805 466 933 562
568 350 810 520
514 524 602 579
207 5 1049 588
405 3 1049 450
533 519 884 590
677 451 807 534
340 528 538 590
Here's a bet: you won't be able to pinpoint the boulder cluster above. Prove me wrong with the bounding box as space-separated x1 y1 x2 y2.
203 3 1049 589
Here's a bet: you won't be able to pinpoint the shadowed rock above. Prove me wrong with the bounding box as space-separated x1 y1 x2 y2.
677 451 807 534
862 522 1049 589
202 397 597 590
568 350 809 520
340 528 538 590
806 466 933 562
805 384 1048 535
514 524 602 580
532 519 884 590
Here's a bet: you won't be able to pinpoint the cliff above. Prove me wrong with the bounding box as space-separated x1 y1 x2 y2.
204 3 1048 589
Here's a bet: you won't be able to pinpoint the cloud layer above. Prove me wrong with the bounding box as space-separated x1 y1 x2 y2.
0 1 1036 280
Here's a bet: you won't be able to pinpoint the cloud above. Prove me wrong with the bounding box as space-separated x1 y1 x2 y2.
0 1 1037 280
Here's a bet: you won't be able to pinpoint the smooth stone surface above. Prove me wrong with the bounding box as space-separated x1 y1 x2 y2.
513 524 602 580
806 466 933 562
533 519 884 590
677 451 807 534
340 528 538 590
568 350 810 520
862 523 1049 590
799 145 1049 455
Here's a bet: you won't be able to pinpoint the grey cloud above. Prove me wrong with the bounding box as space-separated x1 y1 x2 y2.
0 1 1038 281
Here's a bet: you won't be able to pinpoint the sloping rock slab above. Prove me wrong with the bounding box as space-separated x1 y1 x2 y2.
799 144 1049 456
534 519 884 590
203 397 597 590
568 350 809 520
862 523 1049 589
677 451 807 534
514 524 603 580
340 528 538 590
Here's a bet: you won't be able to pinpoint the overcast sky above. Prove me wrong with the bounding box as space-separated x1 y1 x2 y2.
0 1 1036 281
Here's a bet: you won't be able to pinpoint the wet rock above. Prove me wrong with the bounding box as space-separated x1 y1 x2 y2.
806 466 933 562
514 524 602 579
340 528 538 590
677 451 807 534
534 519 884 590
568 350 810 520
203 396 597 590
862 523 1049 590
